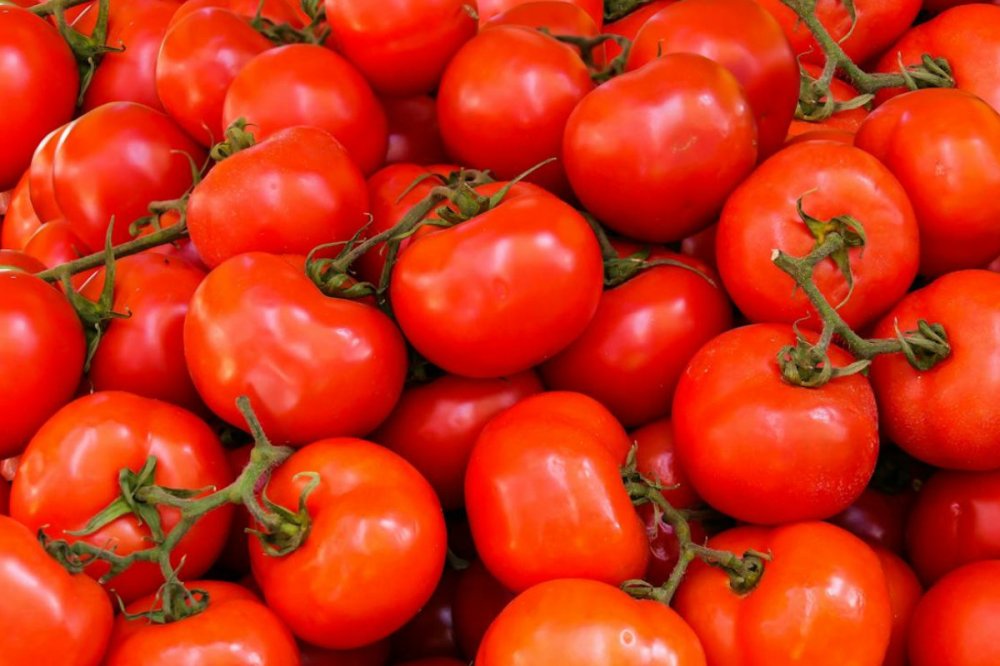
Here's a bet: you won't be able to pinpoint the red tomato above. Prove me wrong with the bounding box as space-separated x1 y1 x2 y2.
169 0 300 26
564 53 757 243
1 172 43 250
0 249 47 273
829 487 917 554
673 324 879 525
0 7 78 191
300 640 391 666
603 0 674 61
390 192 603 378
869 270 1000 470
250 438 447 649
486 1 601 38
675 522 892 665
10 392 234 603
908 560 1000 666
23 219 95 287
632 417 701 510
390 567 461 661
478 578 706 665
541 247 732 427
372 371 543 510
0 271 85 458
0 515 113 665
876 548 923 666
28 123 69 222
104 580 300 665
0 477 8 514
383 96 449 166
786 64 869 141
476 0 603 27
452 561 515 659
716 141 920 329
53 102 206 251
222 44 388 175
187 126 368 267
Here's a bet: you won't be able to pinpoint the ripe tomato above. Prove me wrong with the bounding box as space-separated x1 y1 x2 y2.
28 123 69 223
184 252 408 444
390 192 603 378
564 53 757 243
0 271 85 458
453 560 516 659
673 324 879 525
169 0 300 26
675 522 892 665
478 578 706 665
716 141 919 329
0 7 78 191
222 44 388 175
0 249 47 273
103 580 300 665
829 487 917 554
632 417 702 510
869 270 1000 470
485 1 601 38
23 219 97 290
786 64 868 142
476 0 603 27
876 548 923 666
250 438 447 649
383 96 449 166
1 172 43 250
0 515 114 665
603 0 674 61
390 567 461 661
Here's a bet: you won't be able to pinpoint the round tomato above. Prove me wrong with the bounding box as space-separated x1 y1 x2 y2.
168 0 300 26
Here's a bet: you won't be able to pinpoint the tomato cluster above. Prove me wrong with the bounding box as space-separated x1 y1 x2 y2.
1 0 1000 664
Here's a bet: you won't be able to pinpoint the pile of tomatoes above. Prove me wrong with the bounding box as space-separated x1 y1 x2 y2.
2 0 1000 663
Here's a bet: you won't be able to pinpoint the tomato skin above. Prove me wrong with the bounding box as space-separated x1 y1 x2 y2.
251 438 447 649
716 141 919 330
223 45 388 175
23 219 97 290
1 171 43 250
476 0 603 27
486 1 600 38
390 567 462 661
391 193 603 378
104 581 300 665
876 548 922 666
0 249 47 273
453 560 516 659
0 271 85 458
383 96 449 166
829 488 917 554
0 515 114 666
673 324 879 525
169 0 300 26
477 578 706 665
10 392 234 603
564 53 757 243
0 7 78 191
675 522 892 666
437 26 594 195
869 270 1000 470
0 477 8 514
187 126 368 268
28 123 69 222
53 102 207 251
603 0 674 61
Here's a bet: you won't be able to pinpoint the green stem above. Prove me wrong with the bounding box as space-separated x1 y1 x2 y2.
603 0 653 21
29 0 93 16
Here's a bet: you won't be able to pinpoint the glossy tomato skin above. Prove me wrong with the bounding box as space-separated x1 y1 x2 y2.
486 1 600 38
250 438 447 649
390 193 603 378
437 26 594 195
104 581 300 665
0 515 114 666
187 126 368 267
716 141 919 330
869 270 1000 470
465 391 648 592
675 522 892 666
28 123 69 222
0 7 78 191
0 249 47 273
908 560 1000 666
10 392 234 603
632 418 702 510
0 271 85 458
23 219 97 291
1 172 43 249
626 0 798 158
673 324 879 525
564 53 757 243
876 548 923 666
169 0 300 26
383 96 449 166
453 560 516 659
477 0 603 26
541 247 732 427
477 578 706 665
372 371 543 510
53 102 206 251
223 45 388 175
855 89 1000 276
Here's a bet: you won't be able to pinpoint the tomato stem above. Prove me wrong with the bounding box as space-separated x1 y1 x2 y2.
29 0 93 17
603 0 654 21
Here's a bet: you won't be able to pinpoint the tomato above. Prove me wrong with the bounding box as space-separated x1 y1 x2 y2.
476 0 603 27
478 578 706 665
250 438 447 649
626 0 797 159
675 522 892 665
104 580 299 665
383 96 449 166
564 53 757 243
541 247 732 427
187 126 368 267
486 1 601 38
390 567 461 661
0 249 47 273
829 487 917 554
10 391 234 602
0 515 113 665
908 560 1000 666
28 123 69 223
452 560 516 659
300 640 391 666
23 219 97 290
0 271 85 458
222 44 388 175
437 26 593 195
0 7 78 191
53 102 206 251
673 324 879 525
390 192 603 378
876 548 923 666
80 253 206 411
716 141 919 329
1 172 43 250
156 7 272 146
372 371 543 510
324 0 476 97
0 477 8 514
603 0 674 61
786 64 868 141
169 0 301 26
869 270 1000 470
465 391 648 591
